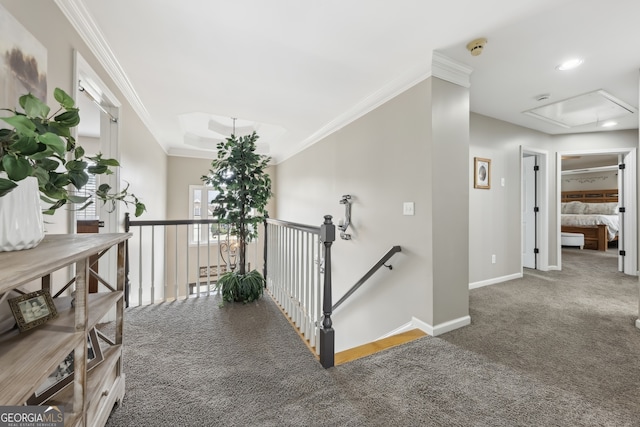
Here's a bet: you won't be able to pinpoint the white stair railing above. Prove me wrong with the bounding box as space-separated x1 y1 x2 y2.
124 214 260 307
265 218 325 354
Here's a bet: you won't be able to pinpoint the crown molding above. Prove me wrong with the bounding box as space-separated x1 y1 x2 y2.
432 51 473 88
167 146 217 159
279 65 431 163
54 0 168 153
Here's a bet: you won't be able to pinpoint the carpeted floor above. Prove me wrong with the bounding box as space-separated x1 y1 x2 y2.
105 249 640 426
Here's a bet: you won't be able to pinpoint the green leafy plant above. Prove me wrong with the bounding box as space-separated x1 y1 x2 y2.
0 88 145 216
202 131 271 303
216 270 265 304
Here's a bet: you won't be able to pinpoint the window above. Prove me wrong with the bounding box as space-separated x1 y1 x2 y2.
75 171 98 220
188 185 226 244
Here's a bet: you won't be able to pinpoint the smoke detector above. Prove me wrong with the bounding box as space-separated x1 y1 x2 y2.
466 38 487 56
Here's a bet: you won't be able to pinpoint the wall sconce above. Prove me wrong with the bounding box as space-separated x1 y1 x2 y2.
338 195 352 240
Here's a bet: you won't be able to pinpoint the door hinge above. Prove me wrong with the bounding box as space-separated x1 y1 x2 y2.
533 165 540 171
534 248 539 254
619 163 626 170
533 206 539 213
620 250 626 256
619 207 626 213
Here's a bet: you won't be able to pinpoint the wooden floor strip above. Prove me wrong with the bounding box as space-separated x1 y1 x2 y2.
335 329 427 365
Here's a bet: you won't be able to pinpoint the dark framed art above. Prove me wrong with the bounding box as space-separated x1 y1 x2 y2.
8 289 58 332
27 328 104 405
474 157 491 189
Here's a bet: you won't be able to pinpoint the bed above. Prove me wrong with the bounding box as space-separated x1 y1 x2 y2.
561 189 619 251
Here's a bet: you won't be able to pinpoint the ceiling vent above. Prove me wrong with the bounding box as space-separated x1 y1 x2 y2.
523 90 636 128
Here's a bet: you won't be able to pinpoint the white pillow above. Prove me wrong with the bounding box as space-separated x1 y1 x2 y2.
564 201 587 214
585 202 618 215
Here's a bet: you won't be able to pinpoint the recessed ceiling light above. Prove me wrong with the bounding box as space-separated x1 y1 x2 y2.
601 121 618 127
556 58 584 71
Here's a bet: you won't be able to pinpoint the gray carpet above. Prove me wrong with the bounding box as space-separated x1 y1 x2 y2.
105 249 640 426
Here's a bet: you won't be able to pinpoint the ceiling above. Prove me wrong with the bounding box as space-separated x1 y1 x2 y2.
60 0 640 163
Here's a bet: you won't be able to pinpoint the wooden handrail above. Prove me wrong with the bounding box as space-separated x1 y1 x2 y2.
126 217 220 229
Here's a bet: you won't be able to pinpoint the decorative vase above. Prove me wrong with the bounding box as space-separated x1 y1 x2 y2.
0 175 45 252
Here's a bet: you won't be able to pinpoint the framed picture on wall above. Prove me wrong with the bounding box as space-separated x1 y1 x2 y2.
474 157 491 189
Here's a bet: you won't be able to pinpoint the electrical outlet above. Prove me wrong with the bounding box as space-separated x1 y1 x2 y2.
491 254 497 264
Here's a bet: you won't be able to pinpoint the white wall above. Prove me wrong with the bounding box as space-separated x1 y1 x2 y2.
1 1 168 295
561 170 618 192
162 156 276 300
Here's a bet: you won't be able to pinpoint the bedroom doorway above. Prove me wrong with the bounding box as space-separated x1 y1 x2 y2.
558 148 637 276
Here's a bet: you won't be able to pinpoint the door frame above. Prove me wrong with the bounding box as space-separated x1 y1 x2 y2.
71 51 122 299
556 147 637 275
70 51 122 234
521 146 550 272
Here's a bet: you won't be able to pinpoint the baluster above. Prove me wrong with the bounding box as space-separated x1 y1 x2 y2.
138 229 143 306
151 225 155 304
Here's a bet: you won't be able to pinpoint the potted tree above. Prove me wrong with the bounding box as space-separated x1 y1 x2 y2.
0 88 145 251
202 131 272 303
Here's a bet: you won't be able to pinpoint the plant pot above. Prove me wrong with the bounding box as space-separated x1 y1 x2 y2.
0 175 45 252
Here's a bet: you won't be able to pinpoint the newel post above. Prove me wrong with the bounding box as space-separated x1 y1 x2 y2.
319 215 335 369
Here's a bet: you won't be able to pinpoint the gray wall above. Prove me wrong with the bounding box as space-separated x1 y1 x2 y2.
431 77 469 325
469 113 548 283
276 77 470 351
469 112 637 283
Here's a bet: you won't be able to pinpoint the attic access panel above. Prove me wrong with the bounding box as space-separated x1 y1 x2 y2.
523 90 636 128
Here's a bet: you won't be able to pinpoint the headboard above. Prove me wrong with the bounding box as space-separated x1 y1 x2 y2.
561 189 618 203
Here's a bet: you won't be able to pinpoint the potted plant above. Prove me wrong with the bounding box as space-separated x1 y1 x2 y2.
0 88 145 251
202 131 271 303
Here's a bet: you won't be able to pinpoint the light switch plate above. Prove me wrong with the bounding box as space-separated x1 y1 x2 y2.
403 202 415 216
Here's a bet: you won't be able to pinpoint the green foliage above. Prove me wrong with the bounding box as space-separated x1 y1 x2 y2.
0 88 146 216
216 270 265 304
202 131 272 275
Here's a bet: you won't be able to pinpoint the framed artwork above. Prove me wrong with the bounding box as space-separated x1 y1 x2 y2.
27 328 104 405
0 3 48 108
474 157 491 189
8 289 57 332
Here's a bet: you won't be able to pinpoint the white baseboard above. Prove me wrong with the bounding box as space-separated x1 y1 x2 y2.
547 265 560 271
377 321 415 340
469 273 522 290
377 315 471 340
636 319 640 330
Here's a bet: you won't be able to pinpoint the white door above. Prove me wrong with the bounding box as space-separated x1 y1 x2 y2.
523 155 537 268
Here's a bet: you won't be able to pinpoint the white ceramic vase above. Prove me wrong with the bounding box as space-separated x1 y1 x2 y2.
0 175 45 252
